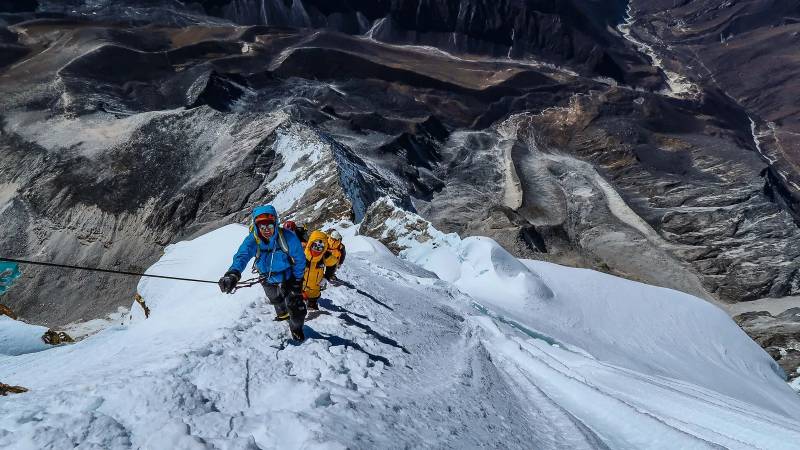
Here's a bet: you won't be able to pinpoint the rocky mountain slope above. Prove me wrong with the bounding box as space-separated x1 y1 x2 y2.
1 1 800 378
628 0 800 218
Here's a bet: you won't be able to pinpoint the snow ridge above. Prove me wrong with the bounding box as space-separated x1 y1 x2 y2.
2 221 800 448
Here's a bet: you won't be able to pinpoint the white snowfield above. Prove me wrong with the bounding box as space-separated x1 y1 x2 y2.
2 224 800 449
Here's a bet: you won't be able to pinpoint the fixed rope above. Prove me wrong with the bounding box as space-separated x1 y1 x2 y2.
0 257 219 284
0 257 263 290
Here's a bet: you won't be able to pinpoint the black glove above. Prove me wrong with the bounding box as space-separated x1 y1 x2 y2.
218 270 241 294
286 277 303 296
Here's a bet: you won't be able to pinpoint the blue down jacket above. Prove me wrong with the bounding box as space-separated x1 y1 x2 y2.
228 205 306 284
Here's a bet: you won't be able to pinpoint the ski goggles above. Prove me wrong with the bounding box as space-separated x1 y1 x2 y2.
310 240 325 253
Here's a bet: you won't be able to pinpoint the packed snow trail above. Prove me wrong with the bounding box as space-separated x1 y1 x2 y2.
2 225 800 449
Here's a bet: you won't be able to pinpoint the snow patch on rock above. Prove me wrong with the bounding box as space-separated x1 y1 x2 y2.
4 109 180 156
0 182 18 215
268 123 331 213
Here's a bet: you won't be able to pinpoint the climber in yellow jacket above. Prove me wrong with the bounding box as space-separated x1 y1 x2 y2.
323 230 346 281
302 230 330 310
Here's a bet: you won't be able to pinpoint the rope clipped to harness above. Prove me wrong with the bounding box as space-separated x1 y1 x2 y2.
231 276 266 293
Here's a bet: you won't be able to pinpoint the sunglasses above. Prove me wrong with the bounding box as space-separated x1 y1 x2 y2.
310 240 325 252
258 222 275 234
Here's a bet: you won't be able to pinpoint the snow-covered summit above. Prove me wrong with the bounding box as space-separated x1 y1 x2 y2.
2 219 800 448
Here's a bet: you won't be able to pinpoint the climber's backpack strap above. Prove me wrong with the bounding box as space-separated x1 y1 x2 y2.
249 224 262 274
249 225 295 276
277 228 296 267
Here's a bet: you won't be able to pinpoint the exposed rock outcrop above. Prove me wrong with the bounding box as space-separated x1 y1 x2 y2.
41 329 73 345
628 0 800 222
0 382 27 396
735 308 800 381
0 303 16 320
360 196 443 254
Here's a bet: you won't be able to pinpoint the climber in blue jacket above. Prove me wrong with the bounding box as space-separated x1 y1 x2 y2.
219 204 308 341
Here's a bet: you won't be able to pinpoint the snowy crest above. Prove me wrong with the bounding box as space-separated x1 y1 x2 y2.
359 196 554 301
3 221 800 447
267 122 330 214
133 224 258 326
454 237 555 303
359 196 460 254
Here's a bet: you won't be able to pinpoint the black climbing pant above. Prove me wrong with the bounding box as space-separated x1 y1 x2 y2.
262 282 307 333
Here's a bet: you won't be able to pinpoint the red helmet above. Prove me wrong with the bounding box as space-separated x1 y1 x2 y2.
254 213 275 225
283 220 297 232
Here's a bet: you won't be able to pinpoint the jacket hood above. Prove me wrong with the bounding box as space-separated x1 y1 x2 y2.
251 205 280 246
305 230 329 262
252 205 279 227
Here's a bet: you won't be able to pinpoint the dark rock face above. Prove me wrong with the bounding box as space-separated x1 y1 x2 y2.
629 0 800 222
0 1 38 14
736 308 800 381
20 0 657 87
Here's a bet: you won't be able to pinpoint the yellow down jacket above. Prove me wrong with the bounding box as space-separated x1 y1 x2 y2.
302 230 329 300
323 237 344 269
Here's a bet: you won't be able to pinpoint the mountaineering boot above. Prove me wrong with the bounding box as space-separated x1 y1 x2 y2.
270 293 290 321
287 293 307 341
290 325 305 341
306 297 319 311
